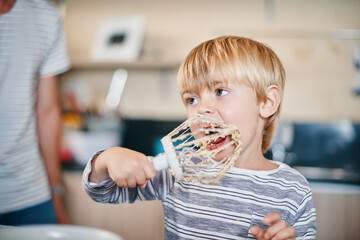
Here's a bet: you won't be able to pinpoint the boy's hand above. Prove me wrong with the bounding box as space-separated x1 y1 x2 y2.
249 212 296 240
90 147 156 189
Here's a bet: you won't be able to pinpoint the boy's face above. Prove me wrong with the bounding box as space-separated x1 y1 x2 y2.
181 79 263 162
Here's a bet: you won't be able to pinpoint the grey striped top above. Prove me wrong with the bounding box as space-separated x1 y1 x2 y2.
83 153 317 239
0 0 70 213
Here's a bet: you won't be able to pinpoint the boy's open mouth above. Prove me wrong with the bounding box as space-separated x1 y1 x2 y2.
204 128 228 151
208 136 227 150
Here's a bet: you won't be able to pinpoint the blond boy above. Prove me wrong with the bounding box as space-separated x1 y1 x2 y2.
83 36 317 239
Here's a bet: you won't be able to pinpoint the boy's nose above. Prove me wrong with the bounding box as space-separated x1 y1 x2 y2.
198 102 215 115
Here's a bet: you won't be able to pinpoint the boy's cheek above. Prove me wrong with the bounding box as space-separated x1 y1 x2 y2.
186 109 197 118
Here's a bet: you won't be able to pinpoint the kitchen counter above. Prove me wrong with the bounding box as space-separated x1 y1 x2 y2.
310 181 360 195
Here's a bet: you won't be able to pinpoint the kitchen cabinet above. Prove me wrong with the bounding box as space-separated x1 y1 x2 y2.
63 171 360 240
314 194 360 239
311 182 360 240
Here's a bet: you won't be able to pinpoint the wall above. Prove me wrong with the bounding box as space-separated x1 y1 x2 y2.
61 0 360 121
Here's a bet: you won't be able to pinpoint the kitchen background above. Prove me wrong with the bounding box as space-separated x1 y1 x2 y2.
56 0 360 239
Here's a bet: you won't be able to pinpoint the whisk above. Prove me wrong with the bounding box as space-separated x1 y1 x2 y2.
153 114 242 183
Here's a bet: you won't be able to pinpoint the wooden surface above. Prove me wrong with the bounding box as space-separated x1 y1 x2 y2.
313 193 360 240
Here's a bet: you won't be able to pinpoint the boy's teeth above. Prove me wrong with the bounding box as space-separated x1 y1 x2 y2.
210 137 225 145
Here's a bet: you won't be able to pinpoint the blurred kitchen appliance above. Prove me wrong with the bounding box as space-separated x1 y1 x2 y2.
268 121 360 183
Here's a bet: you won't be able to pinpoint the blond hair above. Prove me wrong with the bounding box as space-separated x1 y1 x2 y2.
177 36 285 153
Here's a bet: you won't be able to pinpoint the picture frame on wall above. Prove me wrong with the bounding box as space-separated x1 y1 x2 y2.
91 15 146 62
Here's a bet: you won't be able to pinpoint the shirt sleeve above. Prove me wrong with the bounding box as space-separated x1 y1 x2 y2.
39 5 70 77
82 152 175 204
293 190 317 239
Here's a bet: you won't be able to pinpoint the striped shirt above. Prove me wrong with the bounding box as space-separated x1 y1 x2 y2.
83 153 317 239
0 0 70 213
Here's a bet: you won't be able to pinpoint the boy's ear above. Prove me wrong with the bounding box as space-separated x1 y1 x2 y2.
259 85 281 118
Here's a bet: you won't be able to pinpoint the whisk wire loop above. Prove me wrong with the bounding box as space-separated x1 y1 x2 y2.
160 114 242 183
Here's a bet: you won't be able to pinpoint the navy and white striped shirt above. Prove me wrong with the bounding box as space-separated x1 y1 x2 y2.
83 153 317 239
0 0 70 213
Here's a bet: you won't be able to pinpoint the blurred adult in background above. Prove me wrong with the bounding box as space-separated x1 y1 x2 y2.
0 0 70 225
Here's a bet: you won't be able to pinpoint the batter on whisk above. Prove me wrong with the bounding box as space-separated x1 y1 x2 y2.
82 36 317 240
158 113 242 183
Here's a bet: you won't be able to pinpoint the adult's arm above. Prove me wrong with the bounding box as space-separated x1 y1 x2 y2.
36 75 68 224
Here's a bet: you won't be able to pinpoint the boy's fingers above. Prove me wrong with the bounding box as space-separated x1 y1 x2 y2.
263 220 288 239
249 226 265 239
113 176 127 188
273 226 296 240
143 159 157 179
139 182 148 189
263 212 282 225
126 177 137 188
137 157 156 189
135 171 150 189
